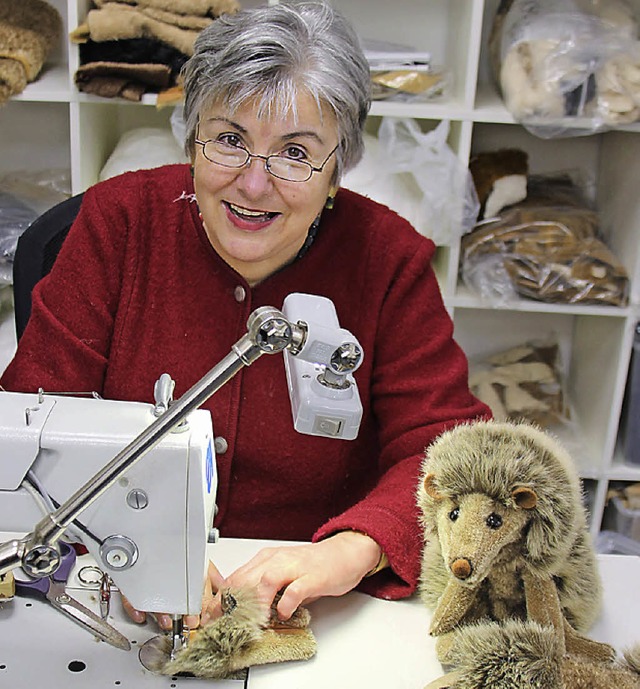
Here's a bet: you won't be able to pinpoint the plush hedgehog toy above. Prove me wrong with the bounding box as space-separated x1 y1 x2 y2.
415 420 637 688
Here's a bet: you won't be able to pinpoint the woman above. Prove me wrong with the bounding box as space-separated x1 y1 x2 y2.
0 2 488 628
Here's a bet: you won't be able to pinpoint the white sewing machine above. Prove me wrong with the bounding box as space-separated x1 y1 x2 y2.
0 293 363 657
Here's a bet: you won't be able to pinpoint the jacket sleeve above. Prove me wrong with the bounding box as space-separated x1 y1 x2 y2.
0 183 132 394
313 229 491 600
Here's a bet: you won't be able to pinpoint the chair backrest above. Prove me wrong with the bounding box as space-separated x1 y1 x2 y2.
12 193 84 341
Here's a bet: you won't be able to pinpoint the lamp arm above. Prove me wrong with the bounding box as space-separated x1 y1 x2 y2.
0 306 300 578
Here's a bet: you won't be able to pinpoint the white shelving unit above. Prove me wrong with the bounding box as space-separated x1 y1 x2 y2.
1 0 640 537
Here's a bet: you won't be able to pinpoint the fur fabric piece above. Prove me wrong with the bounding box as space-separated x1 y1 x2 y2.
83 6 201 56
79 38 188 81
469 149 529 220
417 420 602 634
0 0 62 103
75 61 171 101
0 58 27 103
94 0 239 18
430 619 640 689
96 2 214 31
161 588 316 679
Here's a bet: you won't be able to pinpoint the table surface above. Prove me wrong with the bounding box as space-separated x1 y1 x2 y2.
1 537 639 688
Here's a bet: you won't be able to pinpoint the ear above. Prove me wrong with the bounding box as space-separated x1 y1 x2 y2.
423 473 443 500
512 486 538 510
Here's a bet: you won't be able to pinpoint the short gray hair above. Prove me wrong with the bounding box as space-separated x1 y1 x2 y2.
181 1 371 181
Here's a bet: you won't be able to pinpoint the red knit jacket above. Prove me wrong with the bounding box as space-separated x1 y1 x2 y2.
1 164 489 599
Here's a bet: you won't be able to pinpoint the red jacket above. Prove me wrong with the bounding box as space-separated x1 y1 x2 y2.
1 164 489 599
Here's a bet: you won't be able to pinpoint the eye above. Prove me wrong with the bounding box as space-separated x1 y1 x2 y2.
279 145 308 161
486 513 503 529
217 133 245 148
449 507 459 521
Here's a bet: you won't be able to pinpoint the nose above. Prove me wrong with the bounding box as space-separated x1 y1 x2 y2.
450 558 473 580
235 154 273 198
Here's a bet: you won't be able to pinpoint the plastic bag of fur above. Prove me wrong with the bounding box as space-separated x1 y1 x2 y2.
489 0 640 137
461 174 629 307
416 420 621 681
143 588 316 679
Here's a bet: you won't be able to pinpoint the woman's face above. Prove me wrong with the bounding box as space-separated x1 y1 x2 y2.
193 92 339 285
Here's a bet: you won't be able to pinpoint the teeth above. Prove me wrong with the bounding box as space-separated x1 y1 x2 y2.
228 202 271 218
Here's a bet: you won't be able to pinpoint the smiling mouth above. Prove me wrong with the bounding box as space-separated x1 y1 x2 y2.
225 201 279 222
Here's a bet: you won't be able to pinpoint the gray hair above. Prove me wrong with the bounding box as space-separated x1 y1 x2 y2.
181 1 371 181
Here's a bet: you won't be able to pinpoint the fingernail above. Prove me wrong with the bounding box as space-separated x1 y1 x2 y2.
157 614 172 630
132 610 146 623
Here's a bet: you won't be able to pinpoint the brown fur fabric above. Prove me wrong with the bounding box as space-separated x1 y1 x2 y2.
94 0 239 18
159 588 316 679
0 0 62 103
469 149 529 210
83 6 202 56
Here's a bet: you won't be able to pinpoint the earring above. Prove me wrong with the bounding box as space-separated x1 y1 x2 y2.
325 185 338 210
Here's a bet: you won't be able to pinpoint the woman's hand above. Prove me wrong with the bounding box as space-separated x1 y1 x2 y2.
121 560 225 631
209 531 382 621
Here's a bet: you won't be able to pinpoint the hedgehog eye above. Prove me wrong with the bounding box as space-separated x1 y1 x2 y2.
486 513 503 529
449 507 460 521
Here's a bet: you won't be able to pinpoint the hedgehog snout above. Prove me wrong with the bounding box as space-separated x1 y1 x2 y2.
450 558 473 580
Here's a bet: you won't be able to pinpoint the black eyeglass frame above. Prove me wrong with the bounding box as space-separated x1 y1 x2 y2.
194 134 339 183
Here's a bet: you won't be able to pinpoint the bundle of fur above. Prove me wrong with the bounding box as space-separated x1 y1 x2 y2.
70 0 238 100
0 0 62 104
71 0 239 55
147 588 316 679
416 420 623 686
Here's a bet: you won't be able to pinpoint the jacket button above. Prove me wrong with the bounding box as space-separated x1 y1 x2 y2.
214 436 228 454
234 285 246 302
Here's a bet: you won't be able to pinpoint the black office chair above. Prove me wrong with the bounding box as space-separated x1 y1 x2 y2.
12 193 84 341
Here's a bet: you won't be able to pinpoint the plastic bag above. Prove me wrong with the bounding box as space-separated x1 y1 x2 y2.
99 126 188 181
461 174 629 306
0 169 71 285
342 118 479 245
490 0 640 137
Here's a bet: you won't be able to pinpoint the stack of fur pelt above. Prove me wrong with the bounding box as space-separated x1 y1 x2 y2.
416 420 640 689
0 0 62 104
70 0 239 101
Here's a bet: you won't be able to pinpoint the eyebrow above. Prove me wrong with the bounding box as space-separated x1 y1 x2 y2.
201 116 326 146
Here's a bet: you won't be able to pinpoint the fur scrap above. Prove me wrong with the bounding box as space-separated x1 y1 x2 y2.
469 149 529 220
75 61 171 101
94 0 240 18
0 0 62 103
82 6 201 56
162 588 316 679
95 2 214 31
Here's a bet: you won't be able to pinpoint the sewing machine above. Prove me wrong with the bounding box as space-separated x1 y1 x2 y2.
0 293 363 658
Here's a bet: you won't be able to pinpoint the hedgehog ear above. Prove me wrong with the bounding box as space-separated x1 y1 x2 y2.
512 486 538 510
423 473 443 500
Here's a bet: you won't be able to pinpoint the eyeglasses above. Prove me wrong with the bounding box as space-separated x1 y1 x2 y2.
194 137 338 183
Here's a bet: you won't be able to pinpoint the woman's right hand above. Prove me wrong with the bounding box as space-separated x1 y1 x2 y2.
121 560 225 630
